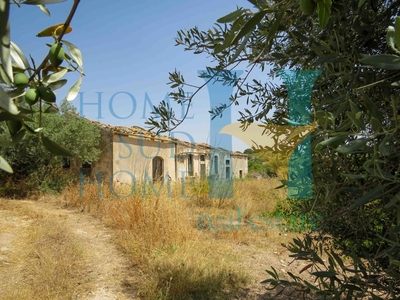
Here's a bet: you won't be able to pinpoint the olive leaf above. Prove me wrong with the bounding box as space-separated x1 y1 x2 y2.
336 138 368 154
0 85 19 115
386 26 396 52
66 76 82 101
395 16 400 49
217 8 244 23
317 0 332 29
36 23 72 37
41 134 73 156
0 0 12 83
10 41 31 72
42 68 68 84
46 79 67 91
37 4 51 16
360 54 400 69
62 40 83 68
0 155 13 173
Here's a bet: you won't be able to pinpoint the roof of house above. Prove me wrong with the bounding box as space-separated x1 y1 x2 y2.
87 119 247 157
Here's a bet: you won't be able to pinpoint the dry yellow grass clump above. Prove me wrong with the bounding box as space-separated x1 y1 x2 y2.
61 177 291 299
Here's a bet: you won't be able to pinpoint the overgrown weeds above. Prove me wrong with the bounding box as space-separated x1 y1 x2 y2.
0 203 88 300
61 177 288 299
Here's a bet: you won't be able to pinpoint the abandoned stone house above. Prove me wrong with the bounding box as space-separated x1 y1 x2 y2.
69 121 248 184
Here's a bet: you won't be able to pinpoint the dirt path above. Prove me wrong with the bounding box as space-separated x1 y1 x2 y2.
0 199 135 300
1 198 314 300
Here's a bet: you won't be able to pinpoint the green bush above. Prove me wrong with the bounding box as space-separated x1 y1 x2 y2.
0 100 101 196
247 153 277 177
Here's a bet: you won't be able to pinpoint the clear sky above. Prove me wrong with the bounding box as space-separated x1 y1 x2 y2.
9 0 278 152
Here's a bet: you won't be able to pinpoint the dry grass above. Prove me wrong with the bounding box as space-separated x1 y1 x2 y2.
0 201 89 300
61 177 292 299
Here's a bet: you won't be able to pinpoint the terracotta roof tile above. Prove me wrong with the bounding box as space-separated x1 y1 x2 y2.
86 119 247 157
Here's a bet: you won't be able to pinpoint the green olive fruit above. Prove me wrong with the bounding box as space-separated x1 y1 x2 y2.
38 86 56 103
300 0 316 15
14 73 29 88
6 120 22 135
25 88 40 105
49 43 65 67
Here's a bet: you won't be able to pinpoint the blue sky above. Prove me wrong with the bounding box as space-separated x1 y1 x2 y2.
9 0 278 151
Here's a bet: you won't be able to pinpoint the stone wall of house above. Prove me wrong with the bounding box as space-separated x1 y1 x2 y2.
175 142 248 180
90 128 114 182
209 150 233 179
175 152 210 179
112 134 175 184
85 123 248 183
232 154 248 179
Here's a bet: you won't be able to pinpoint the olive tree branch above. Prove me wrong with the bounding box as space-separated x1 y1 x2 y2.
28 0 81 82
156 58 259 133
157 73 217 134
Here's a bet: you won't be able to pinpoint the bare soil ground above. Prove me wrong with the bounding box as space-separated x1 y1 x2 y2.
0 199 135 300
0 198 311 300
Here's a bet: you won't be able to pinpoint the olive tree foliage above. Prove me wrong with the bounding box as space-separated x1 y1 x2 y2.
146 0 400 298
0 0 83 174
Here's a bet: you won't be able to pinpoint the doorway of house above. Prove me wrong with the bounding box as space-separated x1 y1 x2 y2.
225 159 230 179
152 156 164 182
213 155 219 175
188 154 193 176
200 155 206 178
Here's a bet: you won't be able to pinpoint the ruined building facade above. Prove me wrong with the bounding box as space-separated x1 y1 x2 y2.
76 121 248 184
